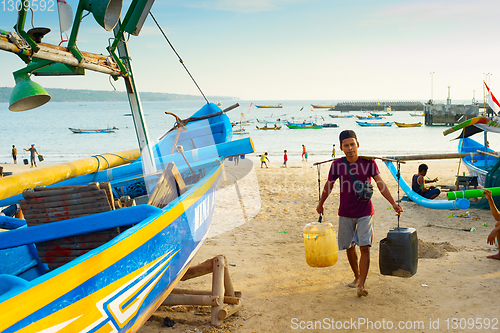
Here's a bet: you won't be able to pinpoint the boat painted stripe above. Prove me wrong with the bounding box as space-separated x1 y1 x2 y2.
0 165 222 331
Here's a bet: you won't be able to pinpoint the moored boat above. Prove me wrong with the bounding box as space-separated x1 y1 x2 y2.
322 123 339 128
256 124 281 130
329 114 354 118
311 104 335 109
356 121 393 127
394 121 422 127
255 104 282 108
285 122 322 129
69 127 118 133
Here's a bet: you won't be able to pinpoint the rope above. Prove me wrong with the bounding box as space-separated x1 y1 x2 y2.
149 11 209 105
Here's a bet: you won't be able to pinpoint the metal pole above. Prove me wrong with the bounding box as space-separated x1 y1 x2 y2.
113 22 156 178
430 72 435 104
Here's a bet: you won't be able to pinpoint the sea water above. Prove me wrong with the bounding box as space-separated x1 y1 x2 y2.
0 100 491 164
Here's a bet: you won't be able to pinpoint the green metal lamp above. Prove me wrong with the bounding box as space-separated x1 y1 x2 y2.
9 73 51 112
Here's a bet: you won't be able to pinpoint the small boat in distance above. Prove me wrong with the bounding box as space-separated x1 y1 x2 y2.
256 124 281 130
329 114 354 118
69 127 118 133
311 104 335 109
394 121 422 127
322 123 339 128
409 112 424 117
255 104 283 108
286 122 322 129
356 121 393 127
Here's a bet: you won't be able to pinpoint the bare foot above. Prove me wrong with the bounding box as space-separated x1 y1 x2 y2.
487 253 500 260
357 287 368 297
347 279 358 288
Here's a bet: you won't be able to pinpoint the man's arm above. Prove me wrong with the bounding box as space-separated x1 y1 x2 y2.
483 189 500 221
373 174 403 215
316 180 334 215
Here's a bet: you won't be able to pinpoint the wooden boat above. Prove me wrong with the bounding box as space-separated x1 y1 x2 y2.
409 112 424 117
255 104 282 108
311 104 335 109
443 116 500 187
322 123 339 128
370 112 393 117
0 103 254 332
285 122 322 129
329 114 354 118
0 3 254 329
256 124 281 130
356 116 384 120
356 121 393 127
69 126 118 133
394 121 422 127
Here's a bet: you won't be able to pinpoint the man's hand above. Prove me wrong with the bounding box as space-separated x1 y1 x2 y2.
487 230 497 245
483 189 493 201
316 203 324 215
393 203 403 216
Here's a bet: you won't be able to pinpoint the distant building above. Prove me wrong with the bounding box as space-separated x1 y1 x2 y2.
334 101 424 111
424 102 479 126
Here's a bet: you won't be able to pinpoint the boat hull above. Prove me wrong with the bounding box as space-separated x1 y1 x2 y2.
459 137 495 187
394 122 422 127
356 121 392 127
285 123 322 129
69 127 118 133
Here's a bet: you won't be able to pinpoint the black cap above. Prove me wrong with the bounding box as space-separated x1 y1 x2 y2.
339 130 357 144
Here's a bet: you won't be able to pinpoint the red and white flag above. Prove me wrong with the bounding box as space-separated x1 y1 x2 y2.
484 81 500 114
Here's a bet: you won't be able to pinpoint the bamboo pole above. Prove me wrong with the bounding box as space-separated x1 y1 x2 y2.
476 150 499 157
211 255 225 326
0 36 122 76
218 300 244 321
33 183 99 192
386 152 484 161
223 258 235 297
313 155 402 166
181 257 214 281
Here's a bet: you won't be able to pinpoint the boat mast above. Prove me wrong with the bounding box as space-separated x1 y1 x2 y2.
113 22 156 176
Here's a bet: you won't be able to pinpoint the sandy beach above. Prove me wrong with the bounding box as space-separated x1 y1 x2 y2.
135 157 500 333
3 157 499 333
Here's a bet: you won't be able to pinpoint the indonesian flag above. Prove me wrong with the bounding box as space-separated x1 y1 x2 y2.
484 81 500 114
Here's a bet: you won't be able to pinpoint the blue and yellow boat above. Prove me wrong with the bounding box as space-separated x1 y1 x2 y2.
0 103 254 333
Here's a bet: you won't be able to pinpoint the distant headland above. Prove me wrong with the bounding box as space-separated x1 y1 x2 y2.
0 87 238 103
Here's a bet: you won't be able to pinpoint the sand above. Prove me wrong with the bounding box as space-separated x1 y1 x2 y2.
135 157 500 333
4 157 499 333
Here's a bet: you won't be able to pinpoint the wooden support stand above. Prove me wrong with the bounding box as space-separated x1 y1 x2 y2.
162 255 243 326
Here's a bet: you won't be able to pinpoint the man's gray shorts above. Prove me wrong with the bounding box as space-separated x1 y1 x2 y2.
338 215 373 250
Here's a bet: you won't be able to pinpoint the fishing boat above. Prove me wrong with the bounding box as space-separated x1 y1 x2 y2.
255 104 282 108
409 112 424 117
329 114 354 118
285 123 322 129
0 2 254 331
443 116 500 187
256 124 281 130
356 116 384 120
69 126 118 133
356 121 393 127
311 104 335 109
370 112 393 117
394 122 422 128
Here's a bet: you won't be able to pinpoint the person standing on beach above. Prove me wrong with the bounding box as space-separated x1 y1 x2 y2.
283 150 288 168
24 144 39 168
316 130 403 297
11 145 17 164
234 155 239 166
332 144 336 158
482 189 500 260
302 145 307 161
260 152 270 168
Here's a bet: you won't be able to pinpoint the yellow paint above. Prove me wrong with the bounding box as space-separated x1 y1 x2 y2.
0 149 140 201
0 165 222 332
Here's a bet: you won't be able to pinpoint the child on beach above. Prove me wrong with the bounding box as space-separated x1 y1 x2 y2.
332 144 336 158
260 152 270 168
482 189 500 260
302 145 307 161
283 150 288 168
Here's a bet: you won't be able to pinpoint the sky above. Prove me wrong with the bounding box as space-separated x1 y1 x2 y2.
1 0 499 101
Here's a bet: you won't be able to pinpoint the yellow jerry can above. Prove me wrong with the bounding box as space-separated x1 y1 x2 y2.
303 222 338 267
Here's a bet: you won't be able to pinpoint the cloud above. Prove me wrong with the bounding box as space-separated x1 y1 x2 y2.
185 0 311 13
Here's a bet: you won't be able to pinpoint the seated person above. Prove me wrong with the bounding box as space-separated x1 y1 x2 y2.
411 164 440 199
482 189 500 260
